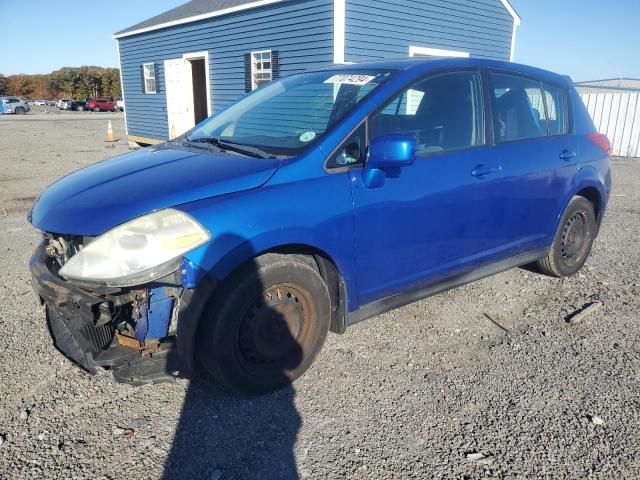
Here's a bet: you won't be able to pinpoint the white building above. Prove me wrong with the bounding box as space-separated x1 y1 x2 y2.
575 78 640 158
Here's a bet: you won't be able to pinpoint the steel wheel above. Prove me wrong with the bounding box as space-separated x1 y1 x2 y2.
561 211 588 266
236 283 315 376
197 253 331 395
537 196 596 278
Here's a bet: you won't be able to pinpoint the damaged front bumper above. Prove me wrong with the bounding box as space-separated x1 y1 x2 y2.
29 242 216 385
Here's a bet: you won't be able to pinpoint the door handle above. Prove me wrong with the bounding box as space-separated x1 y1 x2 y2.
471 164 495 178
559 149 577 161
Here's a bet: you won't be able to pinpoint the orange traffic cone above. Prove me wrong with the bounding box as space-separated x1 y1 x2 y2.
105 120 116 142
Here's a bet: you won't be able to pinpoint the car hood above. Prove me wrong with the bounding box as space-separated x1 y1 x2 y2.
30 143 281 235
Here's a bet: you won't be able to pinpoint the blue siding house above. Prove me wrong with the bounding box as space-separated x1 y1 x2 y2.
114 0 520 145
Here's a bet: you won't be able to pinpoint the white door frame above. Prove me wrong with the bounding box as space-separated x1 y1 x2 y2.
182 51 212 117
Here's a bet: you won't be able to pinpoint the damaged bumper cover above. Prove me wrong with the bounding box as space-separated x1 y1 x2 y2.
30 242 216 384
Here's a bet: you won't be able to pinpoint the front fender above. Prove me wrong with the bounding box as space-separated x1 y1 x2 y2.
177 171 359 312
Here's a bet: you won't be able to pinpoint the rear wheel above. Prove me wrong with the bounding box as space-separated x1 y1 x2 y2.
14 107 25 115
537 196 596 277
197 254 331 395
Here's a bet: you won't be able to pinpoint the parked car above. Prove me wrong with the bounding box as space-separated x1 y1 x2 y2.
116 99 125 112
45 100 56 107
57 99 71 110
0 96 30 114
32 100 47 106
63 100 87 111
28 59 612 394
86 99 118 112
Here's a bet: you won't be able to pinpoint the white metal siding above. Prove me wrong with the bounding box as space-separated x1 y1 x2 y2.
579 92 640 158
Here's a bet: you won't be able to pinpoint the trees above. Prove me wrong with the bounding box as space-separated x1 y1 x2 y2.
0 67 122 99
0 75 8 96
7 75 34 97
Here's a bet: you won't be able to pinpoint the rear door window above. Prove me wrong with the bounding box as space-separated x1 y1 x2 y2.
542 82 569 135
370 71 484 155
491 72 548 142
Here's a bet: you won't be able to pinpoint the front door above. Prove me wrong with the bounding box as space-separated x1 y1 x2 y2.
164 58 194 139
350 70 504 306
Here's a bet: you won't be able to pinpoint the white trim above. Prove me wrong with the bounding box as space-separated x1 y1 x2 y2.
113 0 284 39
143 62 157 94
500 0 521 25
183 51 212 117
115 40 128 135
409 46 470 58
510 22 517 62
333 0 346 64
250 49 273 90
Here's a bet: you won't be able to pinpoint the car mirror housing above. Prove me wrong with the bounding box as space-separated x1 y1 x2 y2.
363 134 417 188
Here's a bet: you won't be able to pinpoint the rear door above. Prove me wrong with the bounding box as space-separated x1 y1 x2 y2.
488 71 578 253
349 70 504 306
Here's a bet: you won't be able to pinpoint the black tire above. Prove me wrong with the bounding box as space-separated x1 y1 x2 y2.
197 253 331 395
537 196 596 278
14 107 25 115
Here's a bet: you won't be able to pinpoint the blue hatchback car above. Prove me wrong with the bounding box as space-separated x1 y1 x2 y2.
29 58 612 394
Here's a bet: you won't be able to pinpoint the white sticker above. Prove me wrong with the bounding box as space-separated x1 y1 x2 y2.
299 131 317 143
324 74 376 86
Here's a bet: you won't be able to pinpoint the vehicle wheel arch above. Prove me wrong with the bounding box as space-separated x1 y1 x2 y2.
261 244 348 334
213 243 348 335
575 186 602 226
555 170 607 235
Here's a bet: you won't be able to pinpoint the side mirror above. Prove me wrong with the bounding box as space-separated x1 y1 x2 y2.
362 135 417 189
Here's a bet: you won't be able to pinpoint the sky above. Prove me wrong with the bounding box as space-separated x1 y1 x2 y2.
0 0 639 82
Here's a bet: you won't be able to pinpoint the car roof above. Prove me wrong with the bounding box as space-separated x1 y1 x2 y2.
314 58 571 85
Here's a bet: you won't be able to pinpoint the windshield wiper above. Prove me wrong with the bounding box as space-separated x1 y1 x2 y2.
218 139 275 159
184 136 222 149
185 136 275 159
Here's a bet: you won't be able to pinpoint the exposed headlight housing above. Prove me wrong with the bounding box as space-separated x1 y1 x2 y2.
59 209 210 287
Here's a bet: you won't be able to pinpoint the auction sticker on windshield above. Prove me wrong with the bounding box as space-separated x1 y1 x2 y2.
324 74 376 86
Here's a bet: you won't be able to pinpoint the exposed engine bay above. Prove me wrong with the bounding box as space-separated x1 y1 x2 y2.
31 233 197 384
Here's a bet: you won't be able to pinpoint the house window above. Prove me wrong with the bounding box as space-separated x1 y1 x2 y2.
251 50 272 90
143 63 157 94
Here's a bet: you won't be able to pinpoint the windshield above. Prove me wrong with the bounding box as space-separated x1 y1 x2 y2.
186 69 395 156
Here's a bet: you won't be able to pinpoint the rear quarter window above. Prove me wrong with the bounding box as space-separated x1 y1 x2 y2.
542 82 569 135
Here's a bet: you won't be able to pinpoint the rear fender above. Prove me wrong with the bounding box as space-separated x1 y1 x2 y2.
554 165 607 235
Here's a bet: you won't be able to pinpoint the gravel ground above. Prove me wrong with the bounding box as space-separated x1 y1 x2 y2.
0 113 639 479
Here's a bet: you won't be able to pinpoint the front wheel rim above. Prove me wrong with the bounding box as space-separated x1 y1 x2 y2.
235 283 315 378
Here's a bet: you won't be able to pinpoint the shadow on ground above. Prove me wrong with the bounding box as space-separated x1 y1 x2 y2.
163 373 300 479
163 239 303 479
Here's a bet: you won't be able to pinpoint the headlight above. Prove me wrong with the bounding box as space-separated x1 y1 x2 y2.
59 209 210 286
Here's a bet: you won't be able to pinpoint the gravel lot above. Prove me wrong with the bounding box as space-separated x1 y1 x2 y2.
0 113 639 479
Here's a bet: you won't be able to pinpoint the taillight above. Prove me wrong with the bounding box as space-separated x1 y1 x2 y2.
588 133 612 156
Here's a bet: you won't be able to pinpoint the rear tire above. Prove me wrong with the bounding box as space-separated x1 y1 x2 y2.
14 107 25 115
197 254 331 395
537 196 596 278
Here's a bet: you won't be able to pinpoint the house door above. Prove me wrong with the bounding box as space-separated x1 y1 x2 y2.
188 58 209 125
164 58 194 139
